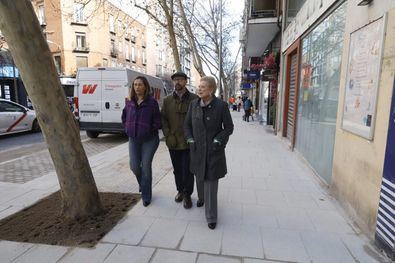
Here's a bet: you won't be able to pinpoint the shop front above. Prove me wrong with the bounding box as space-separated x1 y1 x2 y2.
294 2 347 183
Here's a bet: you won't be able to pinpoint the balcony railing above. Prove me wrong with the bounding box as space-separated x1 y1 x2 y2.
72 43 90 53
250 9 276 19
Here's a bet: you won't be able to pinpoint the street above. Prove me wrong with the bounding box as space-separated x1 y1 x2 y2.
0 131 127 183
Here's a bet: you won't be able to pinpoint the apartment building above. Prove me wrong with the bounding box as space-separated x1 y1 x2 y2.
31 0 147 76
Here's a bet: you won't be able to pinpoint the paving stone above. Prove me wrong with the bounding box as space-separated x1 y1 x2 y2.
150 249 197 263
197 254 241 263
180 221 223 254
103 245 155 263
102 215 155 245
58 243 115 263
141 218 188 249
13 244 68 263
260 228 310 262
300 231 355 263
222 224 264 258
0 241 33 263
242 204 278 228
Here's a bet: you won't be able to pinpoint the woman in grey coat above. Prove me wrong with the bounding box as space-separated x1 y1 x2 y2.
184 76 234 229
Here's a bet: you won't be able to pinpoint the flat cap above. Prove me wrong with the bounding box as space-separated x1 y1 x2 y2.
171 71 188 80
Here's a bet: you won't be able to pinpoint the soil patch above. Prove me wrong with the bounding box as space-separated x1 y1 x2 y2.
0 191 140 247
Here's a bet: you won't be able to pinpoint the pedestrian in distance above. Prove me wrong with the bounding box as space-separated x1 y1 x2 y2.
161 71 198 209
243 96 253 122
122 76 161 207
184 76 234 229
236 96 242 112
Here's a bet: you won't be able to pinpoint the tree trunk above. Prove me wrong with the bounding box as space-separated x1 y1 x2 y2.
159 0 181 71
176 0 205 77
0 0 102 219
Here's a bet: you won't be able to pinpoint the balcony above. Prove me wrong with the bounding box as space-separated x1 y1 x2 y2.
242 0 280 58
72 43 90 53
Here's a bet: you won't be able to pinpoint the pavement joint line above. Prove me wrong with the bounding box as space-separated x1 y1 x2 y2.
0 138 90 166
0 148 49 166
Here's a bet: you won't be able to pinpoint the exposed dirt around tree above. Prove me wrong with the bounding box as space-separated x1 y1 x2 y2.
0 192 140 247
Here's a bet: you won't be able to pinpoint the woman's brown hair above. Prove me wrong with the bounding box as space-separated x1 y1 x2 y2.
128 76 151 100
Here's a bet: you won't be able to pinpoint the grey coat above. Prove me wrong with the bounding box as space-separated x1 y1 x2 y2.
184 97 234 181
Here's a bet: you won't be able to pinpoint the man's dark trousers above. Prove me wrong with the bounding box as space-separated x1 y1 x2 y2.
169 149 194 195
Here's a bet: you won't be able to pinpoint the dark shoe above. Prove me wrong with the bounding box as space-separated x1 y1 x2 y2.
175 192 183 203
196 199 204 207
183 195 192 209
143 201 150 207
208 223 216 229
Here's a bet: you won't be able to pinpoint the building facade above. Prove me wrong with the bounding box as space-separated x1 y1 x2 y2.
242 0 395 258
31 0 147 76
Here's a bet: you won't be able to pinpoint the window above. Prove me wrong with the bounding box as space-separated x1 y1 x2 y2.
142 49 146 64
0 101 24 112
118 20 122 33
76 56 88 68
111 59 117 67
125 45 129 60
54 56 61 73
102 58 108 67
119 40 122 53
75 32 87 51
159 50 163 61
38 5 45 25
131 46 135 62
285 0 306 28
109 14 115 32
74 3 84 23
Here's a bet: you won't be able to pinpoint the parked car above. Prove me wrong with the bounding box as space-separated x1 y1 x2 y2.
0 99 40 136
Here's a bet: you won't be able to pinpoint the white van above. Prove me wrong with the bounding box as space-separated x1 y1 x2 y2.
74 67 166 138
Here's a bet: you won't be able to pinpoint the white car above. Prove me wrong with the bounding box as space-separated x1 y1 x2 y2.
0 99 40 136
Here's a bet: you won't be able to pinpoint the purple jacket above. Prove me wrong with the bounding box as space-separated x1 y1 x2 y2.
121 96 161 140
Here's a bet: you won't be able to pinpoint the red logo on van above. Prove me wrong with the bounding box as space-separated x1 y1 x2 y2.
82 84 97 94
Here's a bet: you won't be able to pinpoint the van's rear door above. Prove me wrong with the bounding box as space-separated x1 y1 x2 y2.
101 69 128 131
78 69 102 125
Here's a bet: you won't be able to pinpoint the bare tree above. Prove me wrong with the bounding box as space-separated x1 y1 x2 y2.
187 0 240 100
0 0 102 220
134 0 182 71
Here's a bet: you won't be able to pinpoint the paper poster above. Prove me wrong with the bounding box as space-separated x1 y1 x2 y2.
342 16 385 140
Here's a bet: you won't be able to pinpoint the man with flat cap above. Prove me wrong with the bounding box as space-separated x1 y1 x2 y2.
161 71 198 209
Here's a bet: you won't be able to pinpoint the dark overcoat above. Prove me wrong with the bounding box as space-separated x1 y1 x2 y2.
184 97 234 181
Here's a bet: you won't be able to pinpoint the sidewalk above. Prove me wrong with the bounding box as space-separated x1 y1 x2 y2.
0 111 389 263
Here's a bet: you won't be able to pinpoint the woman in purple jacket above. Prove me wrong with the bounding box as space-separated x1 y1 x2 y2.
122 76 161 206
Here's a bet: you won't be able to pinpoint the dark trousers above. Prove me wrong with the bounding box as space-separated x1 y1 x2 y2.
129 135 159 202
169 149 194 196
197 179 218 223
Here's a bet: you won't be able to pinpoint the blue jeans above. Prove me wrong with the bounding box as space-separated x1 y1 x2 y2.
129 135 159 202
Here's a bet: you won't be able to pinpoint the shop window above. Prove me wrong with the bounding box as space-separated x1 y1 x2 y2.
295 2 346 183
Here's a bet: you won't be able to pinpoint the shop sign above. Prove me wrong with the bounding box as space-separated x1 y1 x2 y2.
245 70 260 80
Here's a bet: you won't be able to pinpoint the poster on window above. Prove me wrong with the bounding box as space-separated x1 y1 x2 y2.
342 16 386 140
